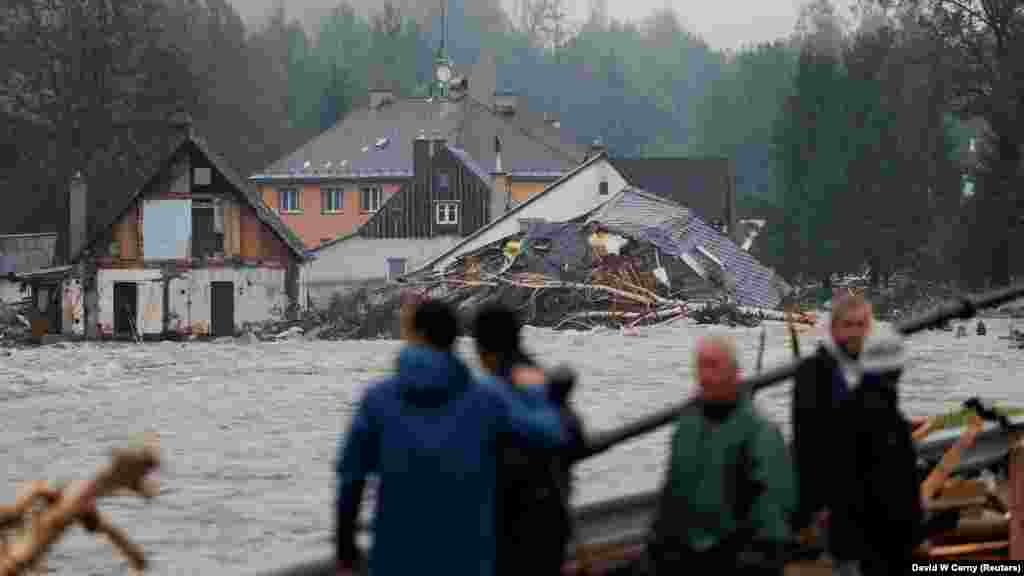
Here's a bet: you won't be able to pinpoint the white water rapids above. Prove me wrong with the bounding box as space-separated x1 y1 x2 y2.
0 318 1020 574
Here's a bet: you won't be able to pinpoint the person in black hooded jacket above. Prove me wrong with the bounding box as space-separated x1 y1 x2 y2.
791 293 873 536
826 327 924 575
471 302 586 576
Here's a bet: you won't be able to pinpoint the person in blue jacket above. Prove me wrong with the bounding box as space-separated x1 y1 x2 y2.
334 297 568 576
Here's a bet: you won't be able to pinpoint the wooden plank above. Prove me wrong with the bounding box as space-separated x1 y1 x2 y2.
930 541 1009 556
931 517 1010 545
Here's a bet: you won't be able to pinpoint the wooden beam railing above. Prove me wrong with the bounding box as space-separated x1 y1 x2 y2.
254 284 1024 575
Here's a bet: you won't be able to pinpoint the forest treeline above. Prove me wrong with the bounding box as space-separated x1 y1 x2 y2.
1 0 1021 287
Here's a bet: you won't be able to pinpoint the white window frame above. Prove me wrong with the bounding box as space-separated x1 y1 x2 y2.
322 187 344 213
279 188 300 213
360 185 382 213
436 201 459 225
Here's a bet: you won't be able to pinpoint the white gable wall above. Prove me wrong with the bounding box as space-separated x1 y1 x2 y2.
429 159 628 272
303 236 462 307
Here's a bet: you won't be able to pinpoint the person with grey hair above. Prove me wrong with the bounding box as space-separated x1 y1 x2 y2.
645 335 795 575
826 327 925 575
792 293 873 538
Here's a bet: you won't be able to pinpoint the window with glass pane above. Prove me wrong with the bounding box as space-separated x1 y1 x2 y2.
436 202 458 225
322 188 344 213
279 188 300 212
360 186 382 212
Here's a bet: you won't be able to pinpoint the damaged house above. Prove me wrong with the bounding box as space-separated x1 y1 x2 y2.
413 187 789 327
0 233 57 305
23 117 310 339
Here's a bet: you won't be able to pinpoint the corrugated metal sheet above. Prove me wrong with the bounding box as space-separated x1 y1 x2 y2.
520 222 591 277
587 188 786 309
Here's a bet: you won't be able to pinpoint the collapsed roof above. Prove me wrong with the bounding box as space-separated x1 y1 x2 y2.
450 187 789 309
586 188 788 309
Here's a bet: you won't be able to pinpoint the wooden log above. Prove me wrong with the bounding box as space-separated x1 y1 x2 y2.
80 509 146 571
0 442 158 576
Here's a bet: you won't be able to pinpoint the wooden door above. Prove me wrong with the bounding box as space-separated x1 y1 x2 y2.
113 282 138 339
211 281 235 337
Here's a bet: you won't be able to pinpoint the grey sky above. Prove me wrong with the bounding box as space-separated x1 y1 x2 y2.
234 0 855 51
517 0 811 49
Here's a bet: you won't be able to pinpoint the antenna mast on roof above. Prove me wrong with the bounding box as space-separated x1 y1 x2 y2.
432 0 453 100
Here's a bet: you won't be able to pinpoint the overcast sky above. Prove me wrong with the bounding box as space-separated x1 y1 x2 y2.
520 0 817 50
234 0 856 51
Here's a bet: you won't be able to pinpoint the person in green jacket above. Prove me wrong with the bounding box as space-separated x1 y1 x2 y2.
646 335 795 575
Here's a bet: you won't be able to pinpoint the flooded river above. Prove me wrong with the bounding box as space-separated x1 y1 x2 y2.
0 318 1021 574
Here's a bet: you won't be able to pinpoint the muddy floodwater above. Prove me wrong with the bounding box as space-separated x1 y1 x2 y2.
0 318 1021 575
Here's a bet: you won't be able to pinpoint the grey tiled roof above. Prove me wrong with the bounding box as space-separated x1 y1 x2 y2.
587 188 786 309
446 145 492 184
251 95 587 181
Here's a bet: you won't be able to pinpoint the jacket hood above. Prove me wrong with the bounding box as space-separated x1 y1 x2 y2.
396 344 472 408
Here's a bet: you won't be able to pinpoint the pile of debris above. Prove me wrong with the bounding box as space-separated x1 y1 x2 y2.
247 189 806 339
0 299 32 345
401 188 793 331
247 286 405 342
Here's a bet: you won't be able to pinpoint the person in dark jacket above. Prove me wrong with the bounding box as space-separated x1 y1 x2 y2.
647 335 795 575
791 293 873 536
471 303 587 576
334 298 568 576
827 328 924 575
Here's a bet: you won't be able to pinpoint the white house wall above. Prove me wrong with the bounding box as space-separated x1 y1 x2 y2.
304 236 461 307
430 159 628 272
93 267 288 337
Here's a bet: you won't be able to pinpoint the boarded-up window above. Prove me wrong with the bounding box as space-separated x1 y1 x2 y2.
387 258 406 280
143 199 191 259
